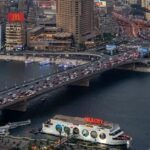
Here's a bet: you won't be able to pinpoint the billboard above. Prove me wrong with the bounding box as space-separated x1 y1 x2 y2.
7 12 24 22
95 0 106 7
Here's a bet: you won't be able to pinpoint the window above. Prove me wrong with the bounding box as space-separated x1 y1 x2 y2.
82 129 89 137
90 131 98 139
109 129 122 136
64 126 70 135
55 124 62 133
73 127 79 135
99 133 106 139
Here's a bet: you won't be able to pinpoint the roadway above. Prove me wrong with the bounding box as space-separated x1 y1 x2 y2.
0 50 140 111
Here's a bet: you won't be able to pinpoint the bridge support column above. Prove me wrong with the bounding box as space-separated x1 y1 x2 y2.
132 63 136 70
6 101 27 112
71 79 90 87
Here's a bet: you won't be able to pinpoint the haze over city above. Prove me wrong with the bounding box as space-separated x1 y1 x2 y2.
0 0 150 149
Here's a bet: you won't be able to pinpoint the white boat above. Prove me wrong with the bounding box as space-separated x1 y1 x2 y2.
42 115 131 146
39 59 50 65
0 119 31 135
25 59 34 64
8 119 31 129
0 125 10 135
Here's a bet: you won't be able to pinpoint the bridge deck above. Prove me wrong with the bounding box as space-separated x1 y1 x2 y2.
0 50 140 111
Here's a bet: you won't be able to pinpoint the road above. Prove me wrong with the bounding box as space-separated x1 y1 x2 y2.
0 50 140 111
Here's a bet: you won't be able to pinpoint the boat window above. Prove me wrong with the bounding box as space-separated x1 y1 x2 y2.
73 127 79 135
109 129 122 136
55 124 62 133
99 133 106 139
44 124 49 127
64 126 70 135
82 129 89 137
90 131 98 139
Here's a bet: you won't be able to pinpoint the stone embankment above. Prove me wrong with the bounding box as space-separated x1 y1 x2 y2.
0 55 87 65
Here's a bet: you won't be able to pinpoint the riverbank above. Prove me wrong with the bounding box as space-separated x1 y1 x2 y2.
0 55 87 66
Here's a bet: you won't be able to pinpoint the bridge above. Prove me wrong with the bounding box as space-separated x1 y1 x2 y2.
0 49 140 112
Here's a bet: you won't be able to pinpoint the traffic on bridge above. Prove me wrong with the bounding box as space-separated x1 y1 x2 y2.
0 50 140 111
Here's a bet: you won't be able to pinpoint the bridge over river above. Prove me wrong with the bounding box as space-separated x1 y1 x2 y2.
0 50 140 112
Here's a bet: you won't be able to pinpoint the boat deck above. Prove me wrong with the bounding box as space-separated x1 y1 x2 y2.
52 115 114 129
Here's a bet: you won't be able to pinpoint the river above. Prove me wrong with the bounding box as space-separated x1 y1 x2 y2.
0 61 150 149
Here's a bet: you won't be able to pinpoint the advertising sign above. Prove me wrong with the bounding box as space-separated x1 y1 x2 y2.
84 117 104 124
7 12 24 22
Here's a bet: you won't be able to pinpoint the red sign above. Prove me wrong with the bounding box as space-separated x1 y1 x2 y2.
84 117 104 124
7 12 24 22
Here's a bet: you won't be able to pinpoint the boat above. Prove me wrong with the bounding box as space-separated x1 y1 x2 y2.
39 59 50 65
42 115 131 146
8 119 31 129
0 119 31 135
0 125 10 135
25 59 34 64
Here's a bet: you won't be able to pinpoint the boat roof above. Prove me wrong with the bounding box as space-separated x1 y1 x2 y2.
52 115 117 129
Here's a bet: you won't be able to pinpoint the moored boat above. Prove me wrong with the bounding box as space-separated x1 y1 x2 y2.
42 115 131 146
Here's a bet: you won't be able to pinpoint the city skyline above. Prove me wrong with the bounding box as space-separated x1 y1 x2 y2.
0 0 150 149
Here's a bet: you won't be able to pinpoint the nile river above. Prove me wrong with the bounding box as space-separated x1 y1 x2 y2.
0 61 150 149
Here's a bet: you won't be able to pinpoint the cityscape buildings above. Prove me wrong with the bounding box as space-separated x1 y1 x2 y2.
1 1 150 150
5 12 26 51
141 0 150 20
0 0 8 23
56 0 95 47
5 23 26 51
27 26 73 51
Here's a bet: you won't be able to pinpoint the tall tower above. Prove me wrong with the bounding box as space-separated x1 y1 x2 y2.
141 0 150 20
0 0 8 22
141 0 150 10
5 12 26 51
56 0 94 47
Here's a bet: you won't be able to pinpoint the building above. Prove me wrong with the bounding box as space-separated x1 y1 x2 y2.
141 0 150 20
5 12 26 51
56 0 95 47
0 0 8 22
0 23 5 50
27 26 73 51
141 0 150 9
33 0 56 9
5 23 26 51
127 0 139 5
33 0 56 19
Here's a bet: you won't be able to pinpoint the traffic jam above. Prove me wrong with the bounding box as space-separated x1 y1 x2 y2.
0 50 140 107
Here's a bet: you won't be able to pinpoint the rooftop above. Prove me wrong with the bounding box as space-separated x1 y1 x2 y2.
53 115 113 129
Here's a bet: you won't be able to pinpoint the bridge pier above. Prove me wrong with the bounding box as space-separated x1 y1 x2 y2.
6 101 27 112
71 79 90 87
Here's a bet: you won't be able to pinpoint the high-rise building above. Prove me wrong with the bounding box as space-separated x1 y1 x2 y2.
141 0 150 9
56 0 94 46
0 23 5 50
0 0 8 22
5 23 26 51
33 0 56 9
5 12 26 51
126 0 139 5
141 0 150 20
